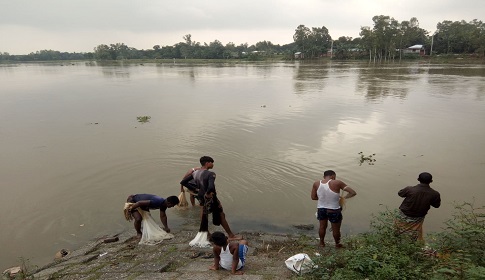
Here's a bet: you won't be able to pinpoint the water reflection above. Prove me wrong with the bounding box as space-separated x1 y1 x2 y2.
293 62 329 93
355 65 419 101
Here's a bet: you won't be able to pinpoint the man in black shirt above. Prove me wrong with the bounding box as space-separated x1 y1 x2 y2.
181 156 240 240
397 172 441 241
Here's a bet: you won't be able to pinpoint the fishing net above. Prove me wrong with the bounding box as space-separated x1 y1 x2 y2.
177 192 189 209
189 231 211 248
339 196 346 210
138 210 174 245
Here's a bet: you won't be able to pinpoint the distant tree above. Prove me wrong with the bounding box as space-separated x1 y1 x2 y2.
434 19 484 54
224 42 237 58
293 24 331 58
0 52 11 61
293 24 311 54
398 17 427 59
206 40 224 59
309 26 332 57
94 44 112 60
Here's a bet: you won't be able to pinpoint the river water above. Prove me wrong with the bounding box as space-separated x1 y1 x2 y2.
1 61 484 270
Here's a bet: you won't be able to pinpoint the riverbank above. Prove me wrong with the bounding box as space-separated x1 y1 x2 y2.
5 222 324 280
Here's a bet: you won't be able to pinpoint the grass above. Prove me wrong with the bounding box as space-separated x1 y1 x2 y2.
136 116 151 123
305 202 485 280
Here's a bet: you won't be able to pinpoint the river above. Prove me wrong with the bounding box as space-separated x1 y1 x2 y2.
0 60 484 270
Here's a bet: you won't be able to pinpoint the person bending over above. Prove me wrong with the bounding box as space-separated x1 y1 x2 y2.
126 194 179 237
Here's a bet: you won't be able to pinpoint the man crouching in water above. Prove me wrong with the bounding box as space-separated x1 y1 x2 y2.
209 231 249 275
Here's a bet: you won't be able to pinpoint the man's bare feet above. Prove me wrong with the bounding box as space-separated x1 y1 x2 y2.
335 243 344 249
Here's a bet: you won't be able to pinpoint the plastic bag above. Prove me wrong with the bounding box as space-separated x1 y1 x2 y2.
138 210 174 245
285 253 315 274
177 192 189 208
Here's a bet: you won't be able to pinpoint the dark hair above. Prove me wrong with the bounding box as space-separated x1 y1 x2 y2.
418 172 433 184
323 170 336 177
200 156 214 166
209 231 227 247
166 196 180 205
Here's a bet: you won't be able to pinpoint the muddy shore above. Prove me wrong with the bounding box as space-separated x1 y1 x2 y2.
5 219 329 279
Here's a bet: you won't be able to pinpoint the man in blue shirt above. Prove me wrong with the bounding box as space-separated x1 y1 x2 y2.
126 194 179 237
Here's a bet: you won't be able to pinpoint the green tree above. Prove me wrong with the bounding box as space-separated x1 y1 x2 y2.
93 44 112 60
293 24 311 54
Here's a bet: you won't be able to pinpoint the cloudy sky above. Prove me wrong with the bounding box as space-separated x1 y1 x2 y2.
1 0 483 54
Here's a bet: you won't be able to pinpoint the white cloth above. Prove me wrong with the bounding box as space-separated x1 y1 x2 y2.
316 179 340 209
189 231 212 248
138 210 174 245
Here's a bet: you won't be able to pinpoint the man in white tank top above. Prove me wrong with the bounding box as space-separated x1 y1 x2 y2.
311 170 356 248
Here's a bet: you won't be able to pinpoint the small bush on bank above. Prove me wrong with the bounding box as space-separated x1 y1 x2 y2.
307 202 484 280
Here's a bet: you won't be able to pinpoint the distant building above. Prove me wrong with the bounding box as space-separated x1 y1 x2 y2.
403 44 425 56
294 52 304 59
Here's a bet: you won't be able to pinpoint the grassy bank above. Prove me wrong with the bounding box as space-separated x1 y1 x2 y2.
305 202 485 280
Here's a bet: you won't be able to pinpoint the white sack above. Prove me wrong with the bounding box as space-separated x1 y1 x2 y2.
138 210 174 245
189 231 212 248
285 253 316 274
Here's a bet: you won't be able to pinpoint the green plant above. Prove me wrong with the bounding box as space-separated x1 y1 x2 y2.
308 209 435 279
308 203 485 280
429 202 485 279
358 152 376 166
136 115 151 123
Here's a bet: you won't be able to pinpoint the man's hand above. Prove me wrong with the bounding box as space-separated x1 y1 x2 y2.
205 192 214 199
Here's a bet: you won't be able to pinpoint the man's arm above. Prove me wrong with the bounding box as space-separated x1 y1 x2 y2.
342 185 357 199
398 187 409 197
311 181 319 200
129 200 150 211
159 209 170 232
231 244 243 275
209 246 221 271
180 167 199 192
431 193 441 208
180 174 194 188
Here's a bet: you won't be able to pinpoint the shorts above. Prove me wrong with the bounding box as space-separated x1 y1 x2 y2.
317 208 343 223
238 244 249 268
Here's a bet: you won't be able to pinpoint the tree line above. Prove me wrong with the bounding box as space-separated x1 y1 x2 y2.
1 15 484 62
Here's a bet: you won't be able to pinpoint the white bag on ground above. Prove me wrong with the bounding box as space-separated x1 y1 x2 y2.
138 210 174 245
285 253 315 274
189 231 212 248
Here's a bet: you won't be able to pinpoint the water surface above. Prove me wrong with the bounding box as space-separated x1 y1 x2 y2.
1 61 484 269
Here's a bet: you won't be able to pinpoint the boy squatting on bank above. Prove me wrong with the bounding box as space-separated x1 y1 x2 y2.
209 231 249 275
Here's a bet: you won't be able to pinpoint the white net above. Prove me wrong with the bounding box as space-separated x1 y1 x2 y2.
138 210 174 245
189 231 211 248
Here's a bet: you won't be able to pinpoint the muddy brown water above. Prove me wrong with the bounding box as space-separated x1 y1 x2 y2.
1 61 484 270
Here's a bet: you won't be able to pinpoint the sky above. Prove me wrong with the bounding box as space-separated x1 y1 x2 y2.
1 0 484 55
